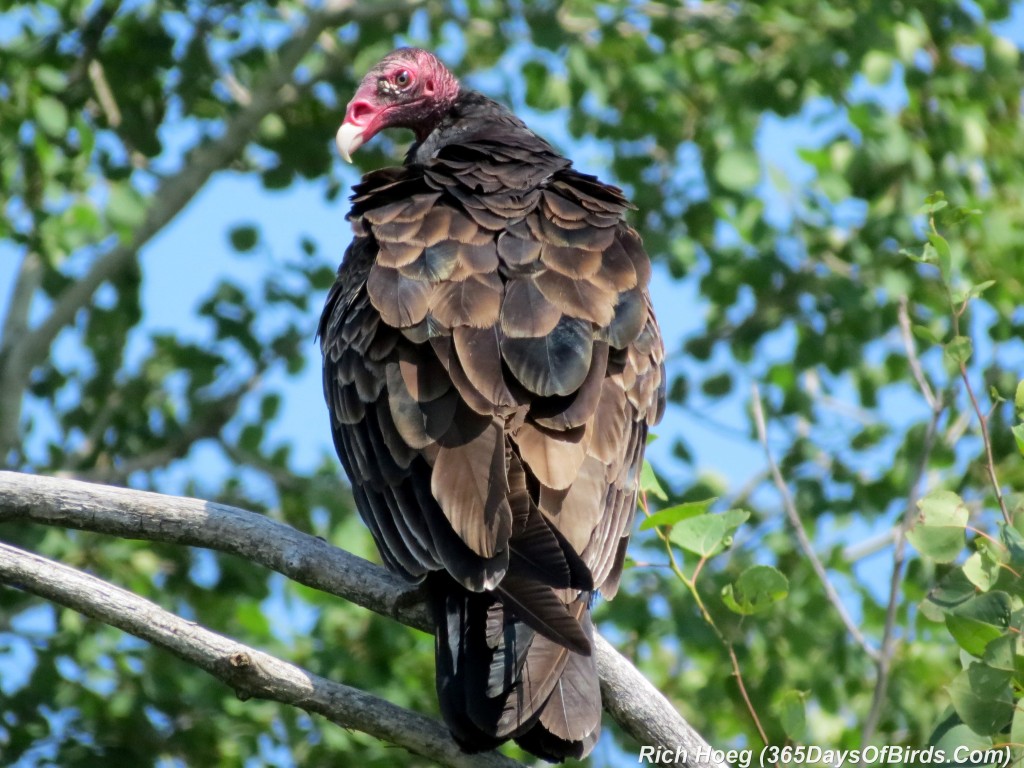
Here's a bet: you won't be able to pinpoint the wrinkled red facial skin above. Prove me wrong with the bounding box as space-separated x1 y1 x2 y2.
341 49 461 149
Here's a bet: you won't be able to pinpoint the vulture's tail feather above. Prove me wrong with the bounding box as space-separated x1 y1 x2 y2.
430 576 602 761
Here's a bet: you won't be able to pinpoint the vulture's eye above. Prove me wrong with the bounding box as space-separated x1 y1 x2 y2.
395 70 412 88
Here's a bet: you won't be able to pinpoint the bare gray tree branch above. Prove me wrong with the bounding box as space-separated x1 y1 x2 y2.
0 471 430 630
0 470 721 767
595 635 723 767
0 540 521 768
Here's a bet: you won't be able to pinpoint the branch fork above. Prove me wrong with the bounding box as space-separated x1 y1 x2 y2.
0 470 723 768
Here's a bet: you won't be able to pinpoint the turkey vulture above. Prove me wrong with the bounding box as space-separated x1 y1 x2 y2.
319 48 665 761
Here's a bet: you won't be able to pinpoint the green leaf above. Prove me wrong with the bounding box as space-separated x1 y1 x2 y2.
894 23 927 61
1015 380 1024 417
669 509 750 557
129 550 161 577
1012 424 1024 458
928 232 953 277
1001 524 1024 567
920 242 940 265
35 65 68 92
229 225 260 253
907 490 969 563
900 246 933 264
962 541 1002 592
924 568 979 620
107 183 147 233
260 393 281 421
234 602 271 636
948 205 984 225
714 149 760 192
239 424 263 452
1011 706 1024 765
967 280 996 300
981 634 1015 672
944 335 973 366
34 95 68 138
772 690 807 741
639 461 667 501
721 565 789 614
947 663 1013 735
961 552 995 592
259 113 286 142
918 597 946 624
912 324 940 345
863 50 893 84
951 280 998 305
640 498 717 530
932 719 993 756
945 591 1012 657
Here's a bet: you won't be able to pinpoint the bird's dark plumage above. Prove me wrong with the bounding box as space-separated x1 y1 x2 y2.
319 48 665 762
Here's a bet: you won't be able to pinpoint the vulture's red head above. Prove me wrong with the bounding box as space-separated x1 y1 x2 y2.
336 48 461 162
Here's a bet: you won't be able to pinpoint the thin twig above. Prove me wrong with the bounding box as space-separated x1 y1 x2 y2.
750 384 880 663
803 369 877 426
932 208 1011 526
862 303 945 744
88 59 122 127
862 405 941 742
841 529 898 563
897 298 938 411
723 469 770 512
640 494 766 749
650 508 769 748
957 359 1011 525
0 542 522 768
944 410 972 448
725 643 766 746
222 72 253 106
679 401 754 442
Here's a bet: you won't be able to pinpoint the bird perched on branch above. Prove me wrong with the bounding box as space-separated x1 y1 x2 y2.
319 48 665 762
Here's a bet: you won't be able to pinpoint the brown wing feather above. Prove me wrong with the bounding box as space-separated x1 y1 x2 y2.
432 413 513 559
321 146 665 762
500 277 561 338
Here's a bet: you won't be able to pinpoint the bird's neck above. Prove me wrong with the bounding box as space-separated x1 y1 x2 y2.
407 90 559 167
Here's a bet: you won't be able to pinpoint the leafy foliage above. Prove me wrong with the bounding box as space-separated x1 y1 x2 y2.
2 0 1024 766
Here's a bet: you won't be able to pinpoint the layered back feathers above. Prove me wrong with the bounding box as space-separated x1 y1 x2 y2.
320 55 665 762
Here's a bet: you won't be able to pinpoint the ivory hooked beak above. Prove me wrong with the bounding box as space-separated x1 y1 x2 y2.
335 122 365 164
